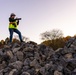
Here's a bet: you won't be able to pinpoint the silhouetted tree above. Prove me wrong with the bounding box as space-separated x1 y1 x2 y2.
41 29 63 41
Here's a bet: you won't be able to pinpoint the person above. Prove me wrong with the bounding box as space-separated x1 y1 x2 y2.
9 13 23 43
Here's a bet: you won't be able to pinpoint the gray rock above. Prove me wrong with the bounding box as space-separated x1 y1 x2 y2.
73 54 76 58
64 53 73 59
11 55 17 62
12 43 20 48
5 73 9 75
16 51 24 61
45 64 51 71
0 69 3 75
0 50 4 56
0 61 6 70
30 59 41 69
26 68 35 75
3 67 12 73
39 67 46 75
9 61 23 70
29 57 34 61
34 52 40 60
73 68 76 72
57 65 63 71
9 69 18 75
72 72 76 75
22 66 30 71
21 72 30 75
25 52 34 58
54 70 63 75
23 47 34 52
6 50 13 59
24 58 31 66
12 47 21 53
65 37 75 48
4 45 11 49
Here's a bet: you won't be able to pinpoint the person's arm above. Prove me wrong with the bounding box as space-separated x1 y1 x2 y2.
16 20 19 25
9 18 16 22
9 18 16 24
9 18 16 27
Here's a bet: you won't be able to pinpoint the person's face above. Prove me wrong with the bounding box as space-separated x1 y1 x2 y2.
11 15 15 18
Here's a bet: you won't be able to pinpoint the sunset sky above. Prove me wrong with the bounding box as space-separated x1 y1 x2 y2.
0 0 76 43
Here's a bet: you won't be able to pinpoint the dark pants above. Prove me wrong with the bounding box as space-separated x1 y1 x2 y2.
9 28 23 42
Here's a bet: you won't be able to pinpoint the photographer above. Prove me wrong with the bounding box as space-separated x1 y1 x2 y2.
9 13 23 43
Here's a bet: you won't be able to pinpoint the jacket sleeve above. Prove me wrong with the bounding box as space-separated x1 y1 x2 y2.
17 20 19 25
9 18 16 22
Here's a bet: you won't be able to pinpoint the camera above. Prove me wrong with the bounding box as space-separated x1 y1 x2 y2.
15 18 22 20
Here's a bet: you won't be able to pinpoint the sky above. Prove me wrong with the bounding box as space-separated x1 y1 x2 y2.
0 0 76 44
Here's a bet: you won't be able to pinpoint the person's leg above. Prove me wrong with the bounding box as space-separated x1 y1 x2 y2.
9 29 14 43
14 29 23 42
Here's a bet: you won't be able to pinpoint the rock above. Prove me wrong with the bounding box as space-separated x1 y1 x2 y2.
26 68 35 75
65 37 75 48
73 54 76 58
63 67 71 75
11 55 17 62
57 65 63 71
24 58 31 66
4 45 10 49
3 67 12 73
23 47 34 52
58 56 68 67
1 38 76 74
9 61 23 70
25 52 34 58
29 57 34 61
22 66 30 71
45 47 54 58
45 64 51 71
21 72 30 75
30 59 41 69
12 47 21 53
6 51 13 59
72 71 76 75
0 69 3 75
16 51 24 61
39 67 46 75
54 70 63 75
12 43 20 48
0 61 6 70
72 69 76 75
0 50 4 56
64 53 73 59
34 52 40 60
27 41 37 45
9 69 18 75
73 68 76 72
0 55 3 63
5 73 9 75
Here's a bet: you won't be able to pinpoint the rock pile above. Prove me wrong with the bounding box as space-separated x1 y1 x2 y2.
0 38 76 75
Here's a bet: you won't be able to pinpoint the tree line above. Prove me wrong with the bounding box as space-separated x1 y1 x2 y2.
40 29 75 50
